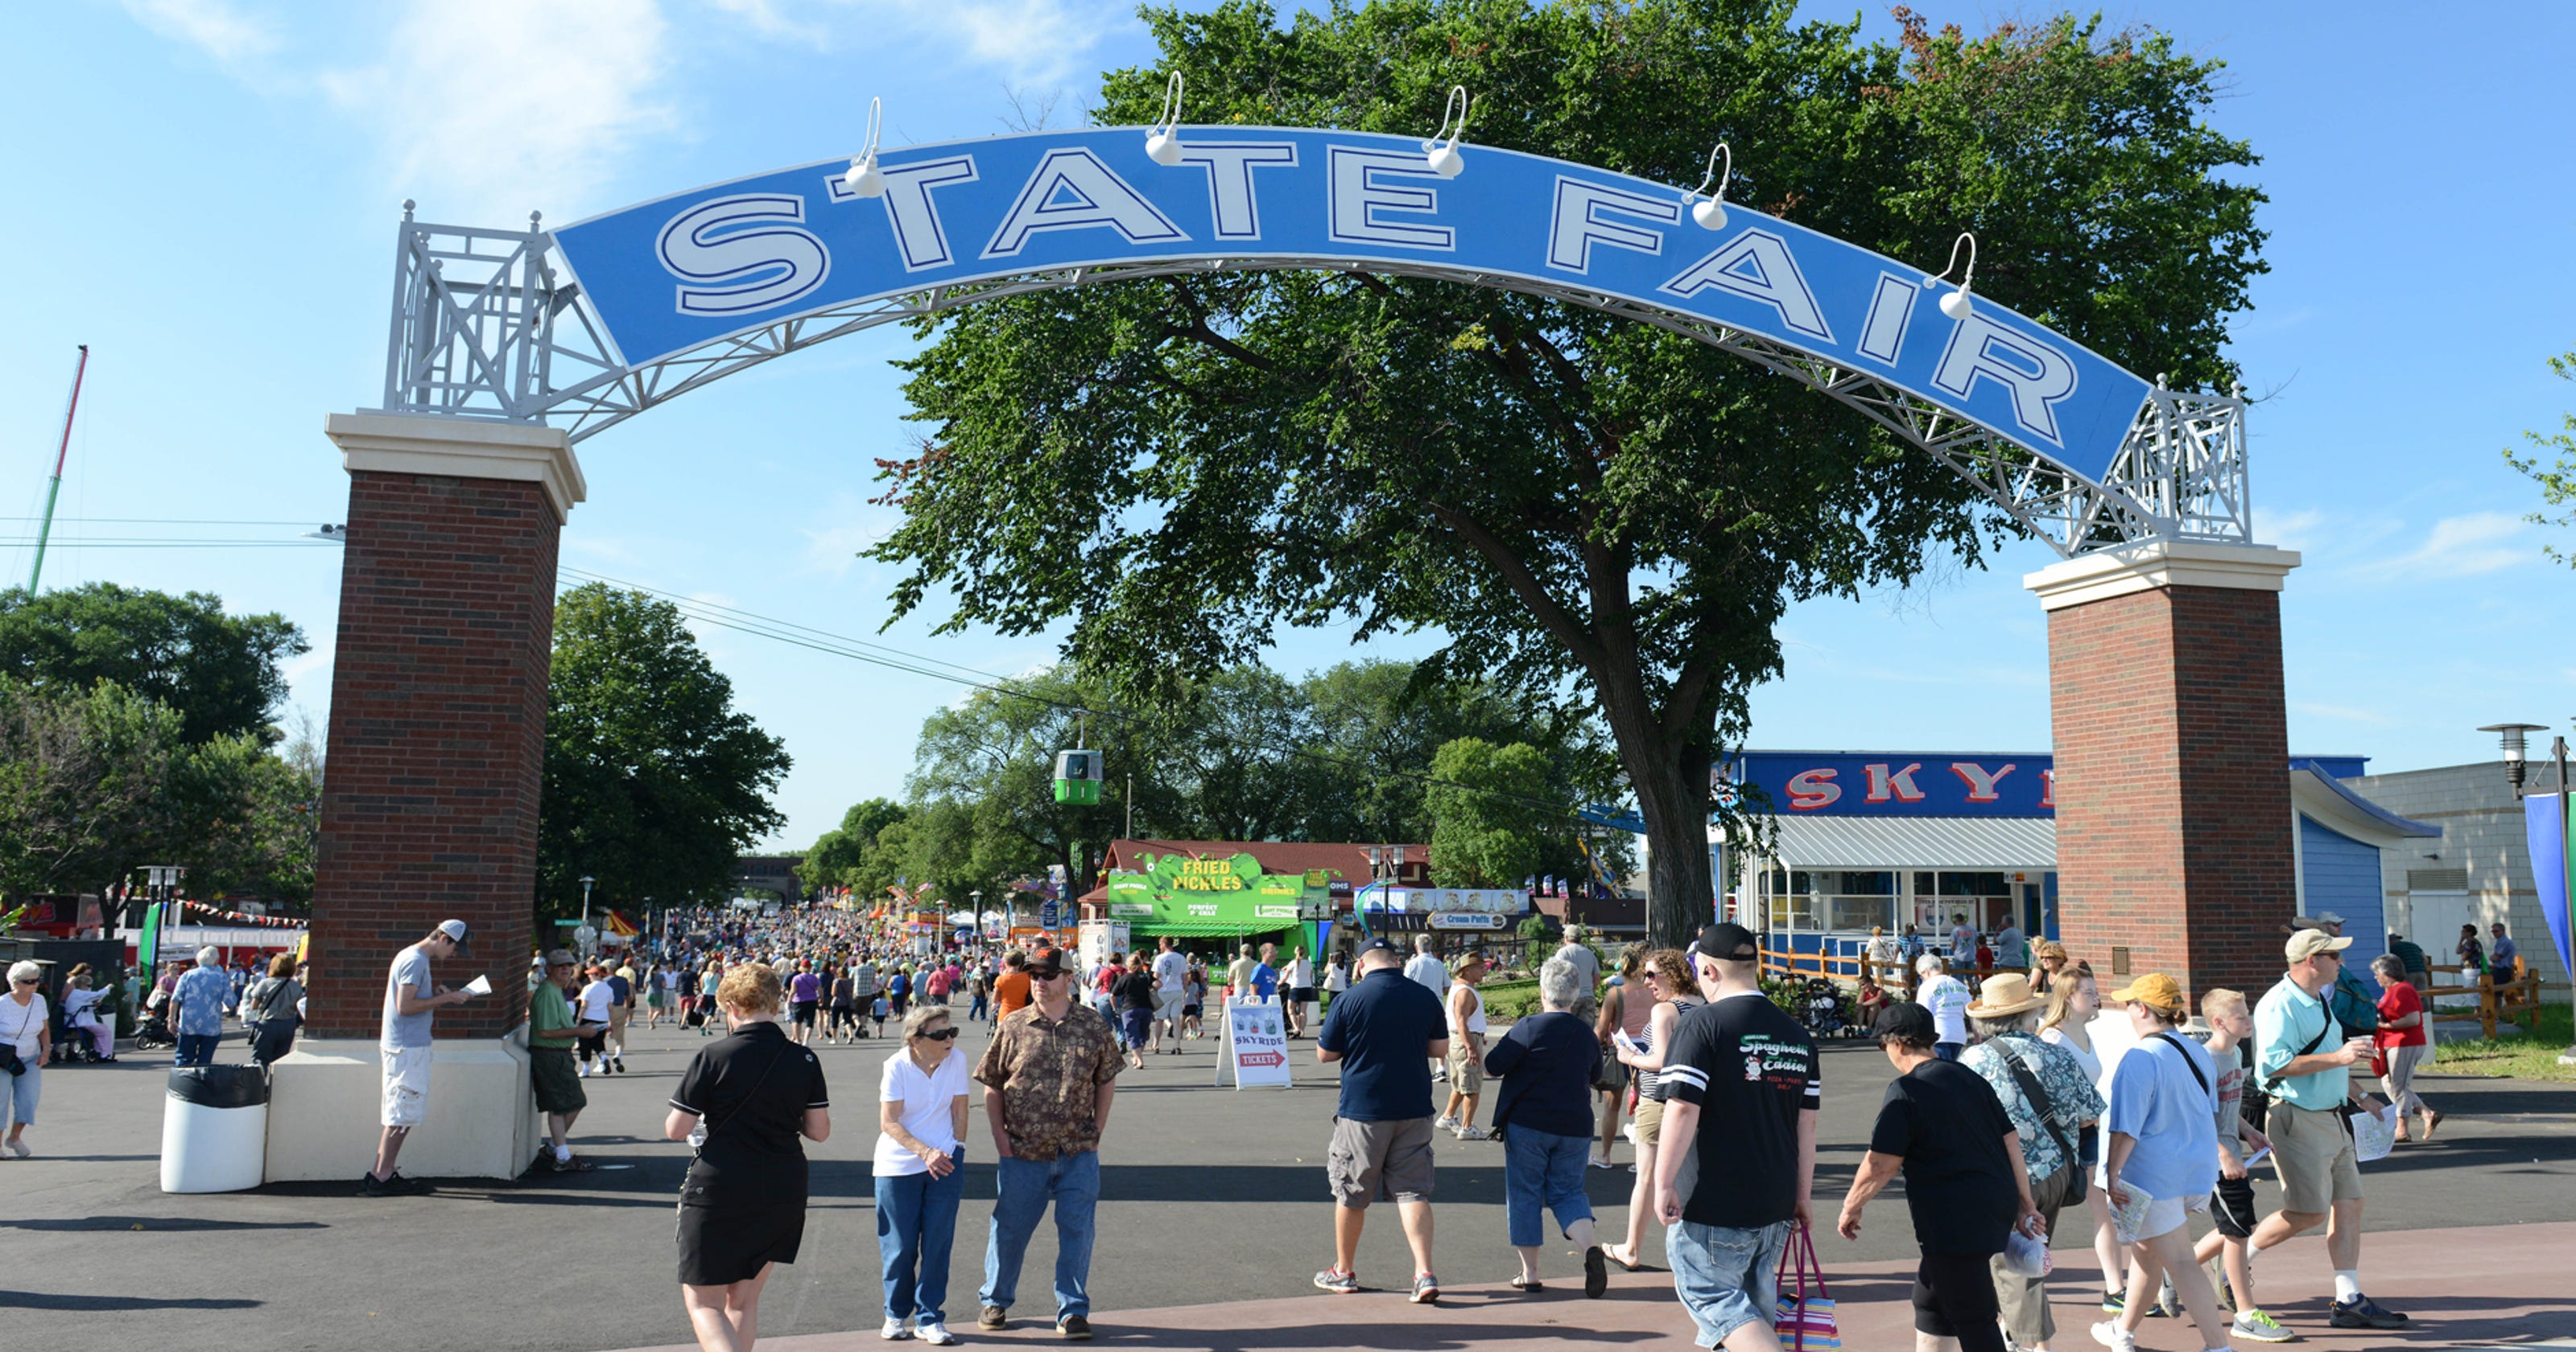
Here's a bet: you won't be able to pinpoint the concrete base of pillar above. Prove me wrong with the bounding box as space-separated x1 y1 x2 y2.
263 1037 539 1182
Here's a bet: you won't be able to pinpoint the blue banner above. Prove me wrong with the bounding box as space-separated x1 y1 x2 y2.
554 128 2152 481
2525 793 2574 978
1728 751 2055 818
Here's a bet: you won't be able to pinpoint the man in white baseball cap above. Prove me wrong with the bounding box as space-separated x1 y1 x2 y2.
365 919 478 1197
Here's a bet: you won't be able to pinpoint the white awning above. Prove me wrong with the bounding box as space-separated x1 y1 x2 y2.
1755 815 2055 870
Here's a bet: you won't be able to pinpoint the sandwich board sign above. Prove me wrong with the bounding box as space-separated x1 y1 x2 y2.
1217 999 1292 1090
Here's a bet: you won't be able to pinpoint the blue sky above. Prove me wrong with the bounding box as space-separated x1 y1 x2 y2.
5 1 2573 852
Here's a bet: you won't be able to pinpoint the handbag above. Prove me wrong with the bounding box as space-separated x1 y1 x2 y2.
1 997 37 1078
1772 1221 1840 1350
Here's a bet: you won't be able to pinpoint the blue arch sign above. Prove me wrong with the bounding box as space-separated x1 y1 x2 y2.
555 128 2150 480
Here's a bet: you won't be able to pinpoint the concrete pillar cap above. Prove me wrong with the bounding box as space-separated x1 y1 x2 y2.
325 412 586 524
2023 539 2300 612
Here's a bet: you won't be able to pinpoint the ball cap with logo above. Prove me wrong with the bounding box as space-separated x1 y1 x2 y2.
1026 946 1068 978
436 918 471 954
2285 928 2354 964
2107 971 2187 1014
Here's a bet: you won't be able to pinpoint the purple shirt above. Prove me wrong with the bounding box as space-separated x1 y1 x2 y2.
791 972 821 1003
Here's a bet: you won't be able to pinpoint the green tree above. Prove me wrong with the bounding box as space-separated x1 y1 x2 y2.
172 733 321 905
1425 738 1557 887
0 583 308 744
0 676 184 897
2508 347 2576 563
800 797 909 893
538 584 792 924
905 667 1157 901
870 0 2263 942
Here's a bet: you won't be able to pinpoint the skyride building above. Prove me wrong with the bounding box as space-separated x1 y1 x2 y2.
1720 748 2436 976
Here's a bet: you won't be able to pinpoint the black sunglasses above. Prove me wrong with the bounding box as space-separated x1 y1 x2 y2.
915 1027 960 1041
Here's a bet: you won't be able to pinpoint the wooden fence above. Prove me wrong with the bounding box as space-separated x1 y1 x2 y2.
2423 964 2568 1041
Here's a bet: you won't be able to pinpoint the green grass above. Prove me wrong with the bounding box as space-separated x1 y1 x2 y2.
2430 1004 2574 1082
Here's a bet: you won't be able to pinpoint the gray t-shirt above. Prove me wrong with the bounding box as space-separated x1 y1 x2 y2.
382 945 435 1050
1554 942 1600 996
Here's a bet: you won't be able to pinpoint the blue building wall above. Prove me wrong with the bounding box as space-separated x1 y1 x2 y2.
2300 814 2385 987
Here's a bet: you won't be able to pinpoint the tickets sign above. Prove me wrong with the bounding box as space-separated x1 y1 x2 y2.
1218 1000 1292 1090
553 128 2152 482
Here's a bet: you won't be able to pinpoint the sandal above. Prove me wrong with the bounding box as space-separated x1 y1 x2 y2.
2421 1109 2443 1140
1508 1277 1545 1292
1602 1245 1644 1272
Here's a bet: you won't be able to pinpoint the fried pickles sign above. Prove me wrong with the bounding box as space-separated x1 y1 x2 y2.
552 129 2150 481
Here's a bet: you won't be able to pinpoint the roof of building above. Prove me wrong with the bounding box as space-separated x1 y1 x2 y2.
1100 839 1430 880
1761 815 2058 871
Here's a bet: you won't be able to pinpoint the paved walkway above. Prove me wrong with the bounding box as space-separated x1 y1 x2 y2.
601 1222 2576 1351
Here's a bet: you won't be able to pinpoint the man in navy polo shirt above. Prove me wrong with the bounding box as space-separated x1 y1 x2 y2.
1312 937 1451 1304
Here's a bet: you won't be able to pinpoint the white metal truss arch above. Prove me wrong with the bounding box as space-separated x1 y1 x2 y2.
375 208 2249 559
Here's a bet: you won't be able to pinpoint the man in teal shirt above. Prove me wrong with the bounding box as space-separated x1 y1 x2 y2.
2248 929 2401 1332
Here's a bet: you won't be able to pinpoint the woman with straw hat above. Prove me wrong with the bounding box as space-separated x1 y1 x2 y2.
1962 973 2103 1352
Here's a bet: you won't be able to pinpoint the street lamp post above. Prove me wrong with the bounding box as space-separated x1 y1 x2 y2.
2476 723 2576 1063
579 875 597 955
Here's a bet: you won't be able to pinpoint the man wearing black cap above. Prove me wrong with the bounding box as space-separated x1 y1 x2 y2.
1837 1000 2043 1352
1312 935 1451 1304
1651 923 1819 1350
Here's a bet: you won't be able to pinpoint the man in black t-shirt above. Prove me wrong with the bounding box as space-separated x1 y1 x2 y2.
1652 923 1818 1350
1837 1001 2041 1352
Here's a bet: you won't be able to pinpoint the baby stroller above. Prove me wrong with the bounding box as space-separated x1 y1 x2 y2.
133 1008 175 1051
1800 977 1856 1039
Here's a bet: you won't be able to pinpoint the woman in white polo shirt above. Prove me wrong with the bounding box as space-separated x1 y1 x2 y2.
875 1002 971 1345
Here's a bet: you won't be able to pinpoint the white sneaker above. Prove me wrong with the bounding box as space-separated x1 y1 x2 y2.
915 1321 959 1346
881 1317 914 1340
1435 1115 1460 1131
2087 1321 2134 1352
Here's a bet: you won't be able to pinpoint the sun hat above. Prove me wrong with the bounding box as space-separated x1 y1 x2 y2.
1965 971 2046 1018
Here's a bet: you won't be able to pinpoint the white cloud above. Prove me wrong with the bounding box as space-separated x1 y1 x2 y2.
2252 505 2326 554
318 0 676 221
2369 511 2536 579
121 0 280 66
756 0 1121 87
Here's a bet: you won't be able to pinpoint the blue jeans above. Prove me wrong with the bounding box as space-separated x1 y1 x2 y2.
3 1064 38 1128
981 1151 1098 1321
1669 1218 1792 1348
1934 1041 1963 1062
877 1163 965 1322
175 1033 221 1066
1501 1125 1595 1247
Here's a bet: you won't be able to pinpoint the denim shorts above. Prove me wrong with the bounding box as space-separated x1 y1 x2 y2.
1668 1218 1791 1347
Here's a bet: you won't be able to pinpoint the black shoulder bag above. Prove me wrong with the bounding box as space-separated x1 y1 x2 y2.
2000 1045 2079 1173
678 1040 794 1210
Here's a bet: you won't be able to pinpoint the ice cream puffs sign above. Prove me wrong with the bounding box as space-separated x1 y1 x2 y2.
552 127 2151 482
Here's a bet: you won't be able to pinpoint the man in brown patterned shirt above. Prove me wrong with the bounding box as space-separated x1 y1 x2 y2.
973 944 1122 1340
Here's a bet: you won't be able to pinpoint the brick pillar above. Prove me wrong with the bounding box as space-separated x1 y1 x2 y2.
308 414 586 1040
2027 542 2301 1004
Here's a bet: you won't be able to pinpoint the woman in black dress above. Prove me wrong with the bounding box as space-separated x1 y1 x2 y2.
664 962 831 1352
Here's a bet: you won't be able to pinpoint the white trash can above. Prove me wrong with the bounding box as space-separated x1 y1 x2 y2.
161 1065 270 1193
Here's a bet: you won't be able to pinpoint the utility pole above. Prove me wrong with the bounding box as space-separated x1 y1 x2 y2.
27 344 90 594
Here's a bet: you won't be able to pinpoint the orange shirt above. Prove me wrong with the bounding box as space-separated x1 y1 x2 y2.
995 970 1033 1017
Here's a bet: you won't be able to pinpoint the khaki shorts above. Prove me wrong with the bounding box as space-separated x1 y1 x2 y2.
2268 1100 2363 1214
1327 1115 1436 1207
1445 1041 1484 1094
1633 1094 1666 1146
381 1045 431 1128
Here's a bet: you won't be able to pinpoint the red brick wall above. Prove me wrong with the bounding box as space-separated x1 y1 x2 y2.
308 470 557 1039
2047 583 2294 1004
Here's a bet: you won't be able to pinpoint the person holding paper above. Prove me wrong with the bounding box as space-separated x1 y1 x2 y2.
2248 929 2405 1333
365 919 476 1197
2089 974 2230 1352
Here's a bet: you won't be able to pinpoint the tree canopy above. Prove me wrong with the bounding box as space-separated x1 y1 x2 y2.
538 584 792 921
870 0 2265 942
0 583 308 744
2507 346 2576 565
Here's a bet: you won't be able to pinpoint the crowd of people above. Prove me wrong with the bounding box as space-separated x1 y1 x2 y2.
0 896 2479 1352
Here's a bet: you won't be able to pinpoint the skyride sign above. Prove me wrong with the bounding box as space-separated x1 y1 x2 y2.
552 128 2150 483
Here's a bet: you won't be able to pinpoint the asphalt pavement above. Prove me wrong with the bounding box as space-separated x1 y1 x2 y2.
3 1006 2573 1352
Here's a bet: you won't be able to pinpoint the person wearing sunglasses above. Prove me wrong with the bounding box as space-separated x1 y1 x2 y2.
874 1004 971 1344
3 962 49 1159
972 945 1124 1339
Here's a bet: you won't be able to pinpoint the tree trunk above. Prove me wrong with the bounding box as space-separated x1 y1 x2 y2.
1629 750 1715 949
